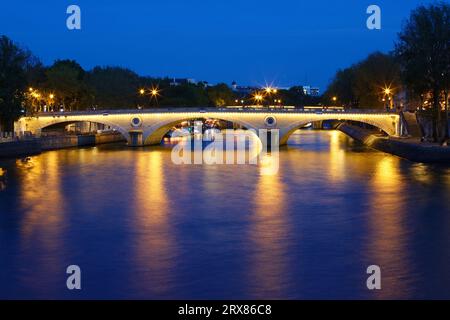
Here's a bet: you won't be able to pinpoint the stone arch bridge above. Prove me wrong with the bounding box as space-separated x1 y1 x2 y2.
15 108 405 146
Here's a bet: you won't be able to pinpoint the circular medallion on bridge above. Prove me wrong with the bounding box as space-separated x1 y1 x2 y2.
264 116 277 127
130 117 142 128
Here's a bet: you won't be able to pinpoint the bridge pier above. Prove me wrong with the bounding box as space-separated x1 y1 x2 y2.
129 130 143 147
312 121 323 130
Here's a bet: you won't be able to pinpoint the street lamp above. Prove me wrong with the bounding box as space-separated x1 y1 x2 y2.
332 96 337 105
254 93 264 106
265 87 278 94
151 89 159 97
139 89 145 95
48 94 55 112
383 87 393 110
149 86 160 107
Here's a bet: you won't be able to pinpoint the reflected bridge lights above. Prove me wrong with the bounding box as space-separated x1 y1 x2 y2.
170 125 279 175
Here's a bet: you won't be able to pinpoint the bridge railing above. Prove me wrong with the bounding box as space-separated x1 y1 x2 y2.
30 107 401 117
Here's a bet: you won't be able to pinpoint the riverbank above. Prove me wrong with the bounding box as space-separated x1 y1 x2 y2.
0 132 125 159
338 123 450 164
41 131 125 151
0 139 41 158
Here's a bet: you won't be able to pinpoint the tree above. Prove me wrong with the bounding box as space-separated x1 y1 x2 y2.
159 83 209 107
0 36 31 131
395 2 450 143
206 83 236 107
45 60 91 111
353 53 401 108
324 52 401 109
283 86 307 106
85 66 141 109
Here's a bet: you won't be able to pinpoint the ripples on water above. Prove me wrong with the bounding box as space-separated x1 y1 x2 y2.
0 130 449 299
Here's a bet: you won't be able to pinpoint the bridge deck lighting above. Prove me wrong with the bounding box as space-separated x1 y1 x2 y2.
139 89 145 95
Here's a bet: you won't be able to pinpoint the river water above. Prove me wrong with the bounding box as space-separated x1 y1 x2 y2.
0 130 449 299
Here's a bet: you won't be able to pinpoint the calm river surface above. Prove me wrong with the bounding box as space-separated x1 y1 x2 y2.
1 130 449 299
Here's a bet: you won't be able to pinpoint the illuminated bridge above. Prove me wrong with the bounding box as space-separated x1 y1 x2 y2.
15 108 406 146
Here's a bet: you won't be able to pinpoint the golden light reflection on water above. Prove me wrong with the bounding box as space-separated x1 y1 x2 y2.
17 153 65 237
367 156 410 299
169 131 262 165
248 168 290 299
328 130 346 182
410 164 433 185
15 152 66 294
0 167 6 191
133 151 175 295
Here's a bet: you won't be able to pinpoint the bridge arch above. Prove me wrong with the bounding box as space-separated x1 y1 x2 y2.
279 118 395 145
38 119 131 143
142 116 259 145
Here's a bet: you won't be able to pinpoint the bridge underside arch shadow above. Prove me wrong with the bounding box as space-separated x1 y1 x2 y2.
39 120 132 144
142 117 259 146
279 118 397 145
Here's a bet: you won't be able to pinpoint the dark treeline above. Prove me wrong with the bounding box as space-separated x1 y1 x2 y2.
323 52 402 108
24 60 239 111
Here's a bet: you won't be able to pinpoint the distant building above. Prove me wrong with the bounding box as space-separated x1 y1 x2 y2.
302 86 311 95
170 78 196 86
231 81 320 97
301 85 320 96
231 81 259 95
310 87 320 96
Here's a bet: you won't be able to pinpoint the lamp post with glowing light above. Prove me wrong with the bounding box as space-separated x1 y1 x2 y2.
138 88 146 109
139 87 160 108
253 93 264 107
264 87 279 108
150 87 160 108
383 87 394 110
332 96 337 105
49 94 55 112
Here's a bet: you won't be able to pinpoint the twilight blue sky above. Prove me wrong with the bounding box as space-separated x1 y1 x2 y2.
0 0 440 90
